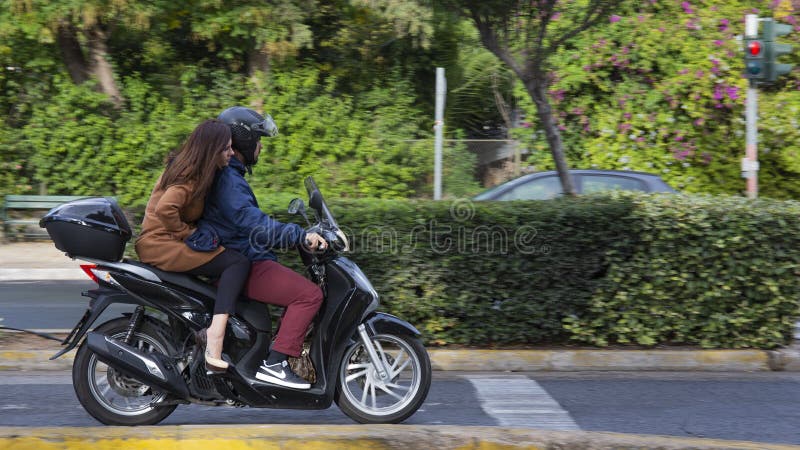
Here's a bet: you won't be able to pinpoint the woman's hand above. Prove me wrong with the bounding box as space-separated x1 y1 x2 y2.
305 232 328 251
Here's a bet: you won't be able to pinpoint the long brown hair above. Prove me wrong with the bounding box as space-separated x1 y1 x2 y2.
159 119 231 202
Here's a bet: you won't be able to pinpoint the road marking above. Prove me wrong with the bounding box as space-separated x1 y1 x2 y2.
465 374 579 430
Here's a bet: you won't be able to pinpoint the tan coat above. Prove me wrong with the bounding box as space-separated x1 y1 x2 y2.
135 179 224 272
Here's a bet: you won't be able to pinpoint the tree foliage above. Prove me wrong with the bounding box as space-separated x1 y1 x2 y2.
1 0 475 200
515 0 800 199
1 0 800 202
443 0 625 195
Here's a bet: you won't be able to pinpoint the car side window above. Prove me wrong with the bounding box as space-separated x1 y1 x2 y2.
496 175 564 200
581 175 647 193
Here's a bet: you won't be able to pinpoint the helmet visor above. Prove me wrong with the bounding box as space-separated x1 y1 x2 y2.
252 114 278 137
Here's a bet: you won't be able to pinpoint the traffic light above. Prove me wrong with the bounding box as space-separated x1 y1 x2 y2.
744 37 766 81
763 19 794 82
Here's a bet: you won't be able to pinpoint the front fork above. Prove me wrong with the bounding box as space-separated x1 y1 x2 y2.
357 324 391 382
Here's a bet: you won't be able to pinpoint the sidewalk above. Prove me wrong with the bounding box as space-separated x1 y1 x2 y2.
2 241 800 372
0 241 86 280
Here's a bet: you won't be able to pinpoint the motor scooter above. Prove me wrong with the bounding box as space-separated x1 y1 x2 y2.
40 176 431 425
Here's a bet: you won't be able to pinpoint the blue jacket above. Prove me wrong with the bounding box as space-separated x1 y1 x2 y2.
201 158 306 262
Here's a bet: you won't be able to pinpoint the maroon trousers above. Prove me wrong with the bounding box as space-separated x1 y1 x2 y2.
245 260 323 357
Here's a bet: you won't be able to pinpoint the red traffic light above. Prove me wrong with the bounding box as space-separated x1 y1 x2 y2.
748 40 762 56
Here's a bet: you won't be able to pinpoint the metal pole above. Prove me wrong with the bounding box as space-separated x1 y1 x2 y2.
434 67 446 200
744 83 759 199
743 14 759 199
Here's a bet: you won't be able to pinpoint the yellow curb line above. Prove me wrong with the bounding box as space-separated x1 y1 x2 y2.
1 425 798 450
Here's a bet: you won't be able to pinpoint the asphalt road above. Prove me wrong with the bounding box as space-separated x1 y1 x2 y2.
4 282 800 445
0 280 129 330
2 371 800 445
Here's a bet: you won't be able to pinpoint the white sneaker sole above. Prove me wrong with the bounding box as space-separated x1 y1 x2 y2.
255 371 311 389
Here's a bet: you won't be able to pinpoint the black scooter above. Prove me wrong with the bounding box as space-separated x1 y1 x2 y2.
40 177 431 425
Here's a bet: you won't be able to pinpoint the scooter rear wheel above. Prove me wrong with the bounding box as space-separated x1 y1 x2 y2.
72 317 178 426
335 333 431 424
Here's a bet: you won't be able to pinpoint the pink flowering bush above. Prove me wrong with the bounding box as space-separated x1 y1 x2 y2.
515 0 800 198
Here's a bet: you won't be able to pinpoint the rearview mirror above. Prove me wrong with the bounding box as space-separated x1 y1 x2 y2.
288 198 306 216
288 198 311 226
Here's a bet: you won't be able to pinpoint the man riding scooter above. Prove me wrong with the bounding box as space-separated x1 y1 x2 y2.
201 106 328 389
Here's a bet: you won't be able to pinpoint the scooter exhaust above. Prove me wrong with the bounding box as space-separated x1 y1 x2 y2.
86 332 190 399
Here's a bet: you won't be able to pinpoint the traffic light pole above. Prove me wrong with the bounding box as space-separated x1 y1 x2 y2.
740 14 795 198
742 14 760 199
744 81 759 199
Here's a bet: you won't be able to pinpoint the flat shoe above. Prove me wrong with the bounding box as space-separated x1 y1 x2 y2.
196 328 230 373
205 350 229 373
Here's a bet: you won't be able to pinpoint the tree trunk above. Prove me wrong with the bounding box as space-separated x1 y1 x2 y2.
248 48 271 78
56 23 89 85
525 77 576 196
247 48 271 111
86 26 122 107
490 73 513 134
470 14 576 195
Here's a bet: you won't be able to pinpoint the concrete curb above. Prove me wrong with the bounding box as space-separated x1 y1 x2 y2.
2 348 799 372
430 349 775 372
1 425 798 449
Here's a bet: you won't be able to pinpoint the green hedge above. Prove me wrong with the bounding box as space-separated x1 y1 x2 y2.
563 193 800 349
259 192 800 349
119 192 800 349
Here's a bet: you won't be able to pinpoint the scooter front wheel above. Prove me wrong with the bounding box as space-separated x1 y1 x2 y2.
335 333 431 424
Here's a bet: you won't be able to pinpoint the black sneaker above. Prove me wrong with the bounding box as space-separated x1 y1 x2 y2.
255 360 311 389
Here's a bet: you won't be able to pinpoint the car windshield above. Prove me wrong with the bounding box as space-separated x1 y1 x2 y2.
304 176 339 229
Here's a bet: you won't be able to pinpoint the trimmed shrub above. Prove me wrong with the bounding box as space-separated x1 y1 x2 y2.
565 193 800 348
260 192 800 349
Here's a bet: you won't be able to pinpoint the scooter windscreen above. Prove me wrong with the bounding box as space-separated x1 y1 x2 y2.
304 176 339 229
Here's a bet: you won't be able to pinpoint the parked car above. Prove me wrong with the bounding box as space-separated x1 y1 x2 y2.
473 169 676 201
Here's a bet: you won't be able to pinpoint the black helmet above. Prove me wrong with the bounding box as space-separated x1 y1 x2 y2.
217 106 278 166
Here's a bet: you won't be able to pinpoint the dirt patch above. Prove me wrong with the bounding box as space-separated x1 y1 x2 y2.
0 331 66 351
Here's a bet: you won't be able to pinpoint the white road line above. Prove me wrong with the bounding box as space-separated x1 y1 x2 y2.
465 375 579 430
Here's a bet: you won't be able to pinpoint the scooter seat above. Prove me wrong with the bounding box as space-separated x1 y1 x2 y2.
123 259 217 300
